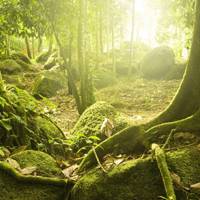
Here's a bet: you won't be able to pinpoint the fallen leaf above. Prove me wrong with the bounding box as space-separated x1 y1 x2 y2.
191 183 200 190
20 166 37 175
5 158 20 170
62 164 78 178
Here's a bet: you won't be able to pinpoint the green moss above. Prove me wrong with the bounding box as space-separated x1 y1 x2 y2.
0 59 22 74
71 101 129 152
0 161 71 200
11 150 63 177
71 147 200 200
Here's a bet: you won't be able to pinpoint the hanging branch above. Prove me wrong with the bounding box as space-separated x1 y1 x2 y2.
151 143 176 200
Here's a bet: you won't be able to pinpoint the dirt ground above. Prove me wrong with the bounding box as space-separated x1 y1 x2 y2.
48 78 181 131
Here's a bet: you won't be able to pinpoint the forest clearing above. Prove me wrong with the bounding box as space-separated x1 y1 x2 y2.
0 0 200 200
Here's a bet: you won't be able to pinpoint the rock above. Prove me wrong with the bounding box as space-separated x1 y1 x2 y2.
71 101 129 153
10 52 31 64
0 161 71 200
0 59 22 74
11 150 63 177
140 46 175 79
71 147 200 200
32 67 67 98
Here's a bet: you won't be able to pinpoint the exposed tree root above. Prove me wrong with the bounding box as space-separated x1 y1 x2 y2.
152 144 176 200
78 126 144 172
79 110 200 172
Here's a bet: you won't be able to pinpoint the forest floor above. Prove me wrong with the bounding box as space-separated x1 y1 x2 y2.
49 77 181 132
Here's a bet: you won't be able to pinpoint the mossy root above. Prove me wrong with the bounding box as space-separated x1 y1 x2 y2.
79 126 144 172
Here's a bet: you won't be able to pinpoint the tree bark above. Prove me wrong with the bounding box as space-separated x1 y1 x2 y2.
147 0 200 128
25 36 32 59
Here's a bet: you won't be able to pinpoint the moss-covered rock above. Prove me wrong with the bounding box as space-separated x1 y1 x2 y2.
11 150 63 177
10 52 32 64
71 147 200 200
71 101 129 153
0 162 71 200
140 46 175 79
0 59 22 74
32 67 67 98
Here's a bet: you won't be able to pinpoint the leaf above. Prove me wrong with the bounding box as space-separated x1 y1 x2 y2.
0 119 12 131
114 158 124 165
62 164 78 178
191 183 200 190
88 135 101 141
19 166 37 175
5 158 20 170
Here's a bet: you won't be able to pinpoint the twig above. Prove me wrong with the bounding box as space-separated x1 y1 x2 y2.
92 146 107 173
152 143 176 200
162 129 176 149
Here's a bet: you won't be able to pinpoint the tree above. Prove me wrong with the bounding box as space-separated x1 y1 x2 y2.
79 0 200 171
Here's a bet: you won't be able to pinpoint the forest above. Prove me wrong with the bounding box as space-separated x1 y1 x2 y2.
0 0 199 199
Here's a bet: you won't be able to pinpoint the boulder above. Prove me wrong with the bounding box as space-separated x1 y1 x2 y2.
11 150 63 177
140 46 175 79
0 59 22 74
32 67 67 98
71 147 200 200
71 101 129 153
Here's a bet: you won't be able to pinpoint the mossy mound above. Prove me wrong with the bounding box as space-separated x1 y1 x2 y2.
10 52 32 64
71 101 129 153
0 59 22 74
0 162 71 200
32 67 67 98
11 150 63 177
36 51 51 64
71 147 200 200
140 46 175 79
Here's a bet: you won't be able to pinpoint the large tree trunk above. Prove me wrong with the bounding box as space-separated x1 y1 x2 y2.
79 0 200 171
147 0 200 128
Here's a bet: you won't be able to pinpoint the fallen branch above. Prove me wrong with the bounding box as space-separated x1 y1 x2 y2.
92 146 107 173
151 143 176 200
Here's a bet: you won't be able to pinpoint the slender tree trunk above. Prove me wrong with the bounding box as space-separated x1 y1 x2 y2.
111 13 116 75
25 35 32 59
5 35 10 57
48 35 53 54
38 0 82 114
147 0 200 128
68 32 73 95
32 37 35 59
99 6 103 54
38 34 43 53
128 0 135 74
